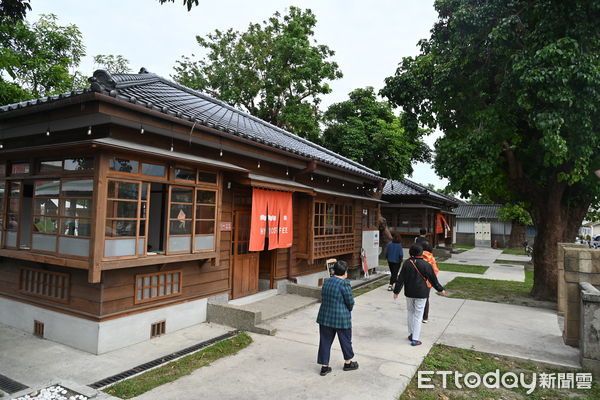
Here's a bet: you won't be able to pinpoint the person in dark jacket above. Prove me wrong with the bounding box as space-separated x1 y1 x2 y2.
414 228 427 245
393 244 445 346
385 232 404 291
316 260 358 376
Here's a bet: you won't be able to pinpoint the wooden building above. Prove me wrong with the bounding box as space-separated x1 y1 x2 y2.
380 179 459 249
0 69 384 353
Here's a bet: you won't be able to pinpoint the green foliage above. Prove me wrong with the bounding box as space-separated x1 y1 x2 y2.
381 0 600 298
321 87 430 179
381 0 599 205
0 0 30 22
158 0 198 11
173 7 342 142
93 54 131 74
497 202 532 225
0 13 86 103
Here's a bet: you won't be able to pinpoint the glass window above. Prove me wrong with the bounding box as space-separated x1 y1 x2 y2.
198 171 217 184
11 163 30 175
174 168 195 181
169 187 193 238
61 180 93 197
40 160 62 173
109 158 139 173
196 190 216 204
62 199 92 217
108 181 138 199
141 163 166 177
64 157 93 171
134 271 182 304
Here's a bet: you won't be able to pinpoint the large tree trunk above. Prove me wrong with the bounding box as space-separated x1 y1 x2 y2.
507 221 527 248
529 194 591 301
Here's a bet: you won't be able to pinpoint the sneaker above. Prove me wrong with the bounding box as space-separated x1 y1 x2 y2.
343 361 359 371
408 334 412 341
411 340 422 346
387 285 393 291
422 319 428 323
320 366 332 376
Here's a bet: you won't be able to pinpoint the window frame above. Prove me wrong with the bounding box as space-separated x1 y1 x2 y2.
19 267 70 304
313 200 354 259
134 270 182 304
104 179 149 259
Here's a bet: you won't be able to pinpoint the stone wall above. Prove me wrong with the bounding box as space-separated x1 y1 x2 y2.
557 243 589 317
579 282 600 376
559 244 600 346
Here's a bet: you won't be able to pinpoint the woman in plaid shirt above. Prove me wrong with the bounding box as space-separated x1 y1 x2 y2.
316 260 359 376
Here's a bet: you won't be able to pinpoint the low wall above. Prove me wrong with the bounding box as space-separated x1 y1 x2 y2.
580 282 600 376
557 243 589 316
560 245 600 346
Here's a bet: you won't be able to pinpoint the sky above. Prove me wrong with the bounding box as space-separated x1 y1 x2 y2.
32 0 447 189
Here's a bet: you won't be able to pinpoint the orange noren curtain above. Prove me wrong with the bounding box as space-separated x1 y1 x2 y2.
249 188 294 251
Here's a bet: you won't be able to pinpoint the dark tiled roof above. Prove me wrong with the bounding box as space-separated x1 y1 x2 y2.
454 204 502 219
0 89 91 111
382 178 460 206
0 69 381 180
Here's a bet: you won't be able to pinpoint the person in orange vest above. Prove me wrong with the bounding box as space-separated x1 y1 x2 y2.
421 241 439 323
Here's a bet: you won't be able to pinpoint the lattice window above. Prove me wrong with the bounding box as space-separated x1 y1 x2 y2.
313 201 354 259
19 268 70 302
135 270 182 304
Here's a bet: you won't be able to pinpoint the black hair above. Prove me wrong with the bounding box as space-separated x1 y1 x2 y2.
333 260 348 276
392 231 402 243
419 228 427 235
421 241 433 252
409 244 423 257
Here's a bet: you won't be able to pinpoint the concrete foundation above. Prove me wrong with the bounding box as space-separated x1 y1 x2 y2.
294 270 329 287
580 282 600 376
0 296 208 354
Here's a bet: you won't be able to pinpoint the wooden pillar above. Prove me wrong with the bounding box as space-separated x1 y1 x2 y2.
89 152 107 283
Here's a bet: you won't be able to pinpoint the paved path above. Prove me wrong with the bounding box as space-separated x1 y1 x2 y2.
1 248 579 400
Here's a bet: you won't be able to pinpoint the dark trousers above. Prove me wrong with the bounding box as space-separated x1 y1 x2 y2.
423 297 430 320
388 261 401 285
317 324 354 365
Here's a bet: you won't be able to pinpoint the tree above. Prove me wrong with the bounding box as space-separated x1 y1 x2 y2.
0 14 85 103
158 0 198 11
321 87 430 179
93 54 131 74
381 0 600 300
498 203 532 248
0 0 30 22
173 7 342 142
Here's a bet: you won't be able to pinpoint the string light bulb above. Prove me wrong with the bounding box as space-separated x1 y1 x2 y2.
257 160 261 168
0 142 4 149
140 126 144 134
286 168 289 176
219 148 223 157
326 177 329 183
46 129 50 137
87 126 92 136
170 139 174 152
310 175 314 181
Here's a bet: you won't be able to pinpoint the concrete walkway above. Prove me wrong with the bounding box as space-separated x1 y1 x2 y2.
0 248 579 400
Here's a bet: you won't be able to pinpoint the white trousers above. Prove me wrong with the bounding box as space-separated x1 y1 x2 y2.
406 297 428 341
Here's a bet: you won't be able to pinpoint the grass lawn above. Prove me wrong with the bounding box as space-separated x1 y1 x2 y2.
103 332 253 399
400 344 599 400
445 269 553 309
454 245 475 249
353 277 389 297
502 248 527 255
438 263 488 274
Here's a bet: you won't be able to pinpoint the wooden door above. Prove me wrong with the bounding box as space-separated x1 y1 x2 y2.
232 210 259 299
